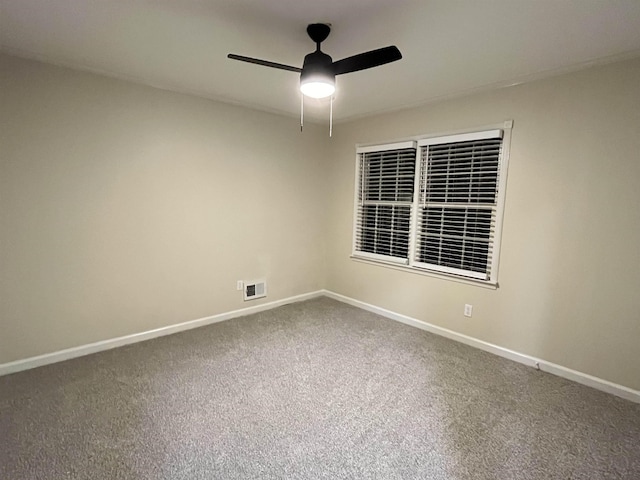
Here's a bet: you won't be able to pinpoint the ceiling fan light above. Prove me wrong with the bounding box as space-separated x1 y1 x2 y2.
300 74 335 99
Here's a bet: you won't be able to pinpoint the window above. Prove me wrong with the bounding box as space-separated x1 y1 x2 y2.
353 142 416 264
352 126 510 284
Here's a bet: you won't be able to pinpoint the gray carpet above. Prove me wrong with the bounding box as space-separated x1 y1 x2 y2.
1 297 639 479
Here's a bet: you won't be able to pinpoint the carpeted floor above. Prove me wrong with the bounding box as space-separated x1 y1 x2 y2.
1 297 639 479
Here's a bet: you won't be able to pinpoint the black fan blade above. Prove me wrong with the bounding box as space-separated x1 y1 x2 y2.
332 46 402 76
227 54 301 73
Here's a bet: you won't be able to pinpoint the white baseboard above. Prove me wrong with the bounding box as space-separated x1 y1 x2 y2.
322 290 640 404
3 289 638 404
0 290 325 377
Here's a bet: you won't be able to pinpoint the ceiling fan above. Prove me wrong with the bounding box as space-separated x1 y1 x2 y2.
228 23 402 134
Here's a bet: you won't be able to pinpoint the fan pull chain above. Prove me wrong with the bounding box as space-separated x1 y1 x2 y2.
300 94 304 132
329 96 333 137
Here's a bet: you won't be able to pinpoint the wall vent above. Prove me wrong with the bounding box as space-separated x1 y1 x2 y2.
244 280 266 301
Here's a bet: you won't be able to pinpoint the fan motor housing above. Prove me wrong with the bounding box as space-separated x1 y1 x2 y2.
300 51 335 83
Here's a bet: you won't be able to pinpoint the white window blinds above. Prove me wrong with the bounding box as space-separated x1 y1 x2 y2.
414 130 503 280
354 142 416 264
352 126 509 284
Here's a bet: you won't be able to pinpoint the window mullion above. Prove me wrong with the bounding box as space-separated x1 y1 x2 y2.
461 209 468 270
391 153 400 256
408 147 422 266
374 204 380 253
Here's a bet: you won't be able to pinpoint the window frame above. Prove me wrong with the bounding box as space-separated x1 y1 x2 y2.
352 141 416 266
351 122 512 287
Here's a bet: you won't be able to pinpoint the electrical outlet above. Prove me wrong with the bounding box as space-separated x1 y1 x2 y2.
464 304 473 317
236 280 243 291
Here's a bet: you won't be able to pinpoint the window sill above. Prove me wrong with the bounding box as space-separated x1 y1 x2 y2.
350 255 499 289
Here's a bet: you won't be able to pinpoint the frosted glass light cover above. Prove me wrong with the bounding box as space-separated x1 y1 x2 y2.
300 80 335 99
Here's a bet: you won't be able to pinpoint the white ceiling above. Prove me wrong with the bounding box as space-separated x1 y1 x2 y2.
2 0 640 123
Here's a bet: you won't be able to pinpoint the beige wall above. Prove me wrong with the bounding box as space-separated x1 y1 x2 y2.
326 57 640 391
2 53 639 392
0 54 327 363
